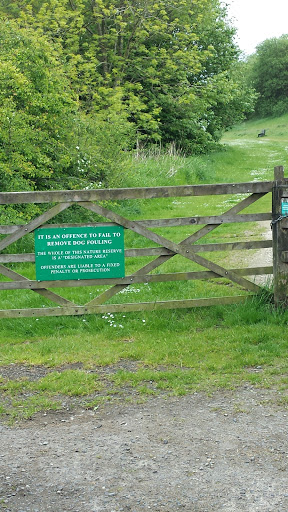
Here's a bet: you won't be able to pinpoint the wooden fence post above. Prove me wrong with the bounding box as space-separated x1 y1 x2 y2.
272 166 288 306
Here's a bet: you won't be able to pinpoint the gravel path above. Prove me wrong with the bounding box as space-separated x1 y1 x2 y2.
1 386 288 512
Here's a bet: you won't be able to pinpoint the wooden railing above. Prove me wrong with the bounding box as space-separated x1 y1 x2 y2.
0 166 286 318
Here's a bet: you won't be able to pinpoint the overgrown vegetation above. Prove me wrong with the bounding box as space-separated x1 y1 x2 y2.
246 35 288 118
0 0 256 195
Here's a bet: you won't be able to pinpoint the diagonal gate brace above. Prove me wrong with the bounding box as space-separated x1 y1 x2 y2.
79 198 264 302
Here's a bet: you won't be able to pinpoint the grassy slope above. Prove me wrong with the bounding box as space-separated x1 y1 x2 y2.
1 114 288 421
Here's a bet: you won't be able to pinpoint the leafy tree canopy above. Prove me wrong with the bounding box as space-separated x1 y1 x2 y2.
247 35 288 117
0 17 135 198
0 0 255 157
0 18 77 192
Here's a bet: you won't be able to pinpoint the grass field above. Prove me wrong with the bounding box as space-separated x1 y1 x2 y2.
1 113 288 422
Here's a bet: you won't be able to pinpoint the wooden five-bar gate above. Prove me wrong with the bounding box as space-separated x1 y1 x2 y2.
0 166 287 318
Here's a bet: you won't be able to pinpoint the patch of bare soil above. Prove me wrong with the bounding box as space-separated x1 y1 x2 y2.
228 220 273 288
248 222 273 286
1 386 288 512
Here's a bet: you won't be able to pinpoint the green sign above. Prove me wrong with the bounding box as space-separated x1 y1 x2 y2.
35 226 125 281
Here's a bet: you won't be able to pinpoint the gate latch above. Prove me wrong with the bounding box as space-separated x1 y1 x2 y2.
271 199 288 228
271 215 285 228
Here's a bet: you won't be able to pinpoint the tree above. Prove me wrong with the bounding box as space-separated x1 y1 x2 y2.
0 0 255 154
247 35 288 117
76 0 254 152
0 18 135 198
0 19 78 192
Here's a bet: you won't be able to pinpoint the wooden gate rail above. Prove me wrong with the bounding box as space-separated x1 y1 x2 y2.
0 173 283 319
0 181 274 204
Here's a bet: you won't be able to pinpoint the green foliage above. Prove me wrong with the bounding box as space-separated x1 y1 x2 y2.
71 98 136 190
0 0 255 157
0 17 135 201
79 0 255 153
247 35 288 117
0 19 79 192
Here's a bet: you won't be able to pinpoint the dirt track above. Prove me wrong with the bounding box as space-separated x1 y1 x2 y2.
1 386 288 512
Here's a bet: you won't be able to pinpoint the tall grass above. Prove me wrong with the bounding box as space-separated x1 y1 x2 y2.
124 112 288 190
